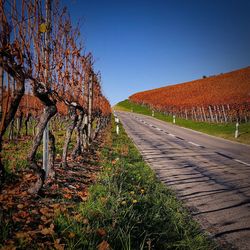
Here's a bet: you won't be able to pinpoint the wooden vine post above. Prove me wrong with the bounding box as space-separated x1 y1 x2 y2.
235 121 239 138
173 115 176 124
87 71 93 147
42 0 52 178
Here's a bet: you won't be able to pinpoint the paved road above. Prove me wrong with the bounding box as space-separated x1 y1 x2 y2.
116 111 250 250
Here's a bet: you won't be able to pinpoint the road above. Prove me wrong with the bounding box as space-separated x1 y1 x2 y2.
116 111 250 250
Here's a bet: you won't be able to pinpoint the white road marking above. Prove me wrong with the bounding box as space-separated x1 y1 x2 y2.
168 133 176 137
128 113 250 168
188 141 202 147
234 159 250 166
139 120 167 134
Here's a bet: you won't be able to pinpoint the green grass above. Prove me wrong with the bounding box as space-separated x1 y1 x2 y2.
55 118 216 250
114 99 250 145
1 118 78 175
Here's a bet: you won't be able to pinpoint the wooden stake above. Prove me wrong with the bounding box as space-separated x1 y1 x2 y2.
235 121 239 138
202 106 207 122
43 0 52 178
87 73 93 146
209 106 214 122
222 105 227 123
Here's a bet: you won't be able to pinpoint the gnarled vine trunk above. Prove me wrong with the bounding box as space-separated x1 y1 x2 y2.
0 77 25 185
61 105 77 167
71 110 84 159
27 104 57 194
81 114 88 151
25 113 31 136
8 119 14 140
93 117 101 140
16 111 23 138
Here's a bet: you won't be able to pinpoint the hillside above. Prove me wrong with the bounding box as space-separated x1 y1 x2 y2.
129 67 250 122
130 67 250 107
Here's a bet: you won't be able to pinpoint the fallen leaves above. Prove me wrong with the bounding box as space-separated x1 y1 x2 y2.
49 203 61 209
63 193 72 199
23 173 36 181
68 232 76 238
0 128 106 249
54 239 65 250
17 210 30 219
97 240 110 250
111 157 119 165
77 190 88 201
15 234 33 247
12 210 30 222
97 228 107 237
40 207 50 215
15 231 31 239
40 224 55 235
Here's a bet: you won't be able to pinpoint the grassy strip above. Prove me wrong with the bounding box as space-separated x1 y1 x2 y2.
114 99 250 145
55 118 215 249
2 120 75 178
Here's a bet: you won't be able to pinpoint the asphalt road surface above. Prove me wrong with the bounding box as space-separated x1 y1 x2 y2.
116 111 250 250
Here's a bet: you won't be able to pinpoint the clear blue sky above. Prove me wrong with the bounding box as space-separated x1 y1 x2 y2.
64 0 250 106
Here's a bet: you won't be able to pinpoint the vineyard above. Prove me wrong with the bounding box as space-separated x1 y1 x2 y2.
0 0 111 192
130 67 250 123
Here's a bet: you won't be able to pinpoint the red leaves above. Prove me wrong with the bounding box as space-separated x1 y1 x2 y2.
97 240 110 250
12 210 30 223
77 190 88 201
64 48 70 56
130 67 250 119
63 193 72 199
72 49 80 56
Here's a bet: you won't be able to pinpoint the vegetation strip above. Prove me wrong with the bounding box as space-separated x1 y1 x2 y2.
55 118 216 249
0 121 107 249
114 100 250 144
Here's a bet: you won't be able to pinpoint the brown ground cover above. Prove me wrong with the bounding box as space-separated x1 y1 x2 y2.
0 129 109 249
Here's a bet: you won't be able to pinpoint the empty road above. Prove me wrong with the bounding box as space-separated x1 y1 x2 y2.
116 111 250 250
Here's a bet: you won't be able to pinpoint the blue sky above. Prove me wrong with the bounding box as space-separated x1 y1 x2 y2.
64 0 250 106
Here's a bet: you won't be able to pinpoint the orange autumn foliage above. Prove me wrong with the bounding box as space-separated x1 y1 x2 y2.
130 67 250 111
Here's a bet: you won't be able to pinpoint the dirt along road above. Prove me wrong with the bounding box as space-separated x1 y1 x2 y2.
116 111 250 250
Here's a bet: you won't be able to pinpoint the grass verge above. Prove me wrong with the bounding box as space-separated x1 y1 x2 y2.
55 118 216 249
114 99 250 145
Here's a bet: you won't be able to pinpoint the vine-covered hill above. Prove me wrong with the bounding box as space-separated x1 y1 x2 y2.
130 67 250 108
